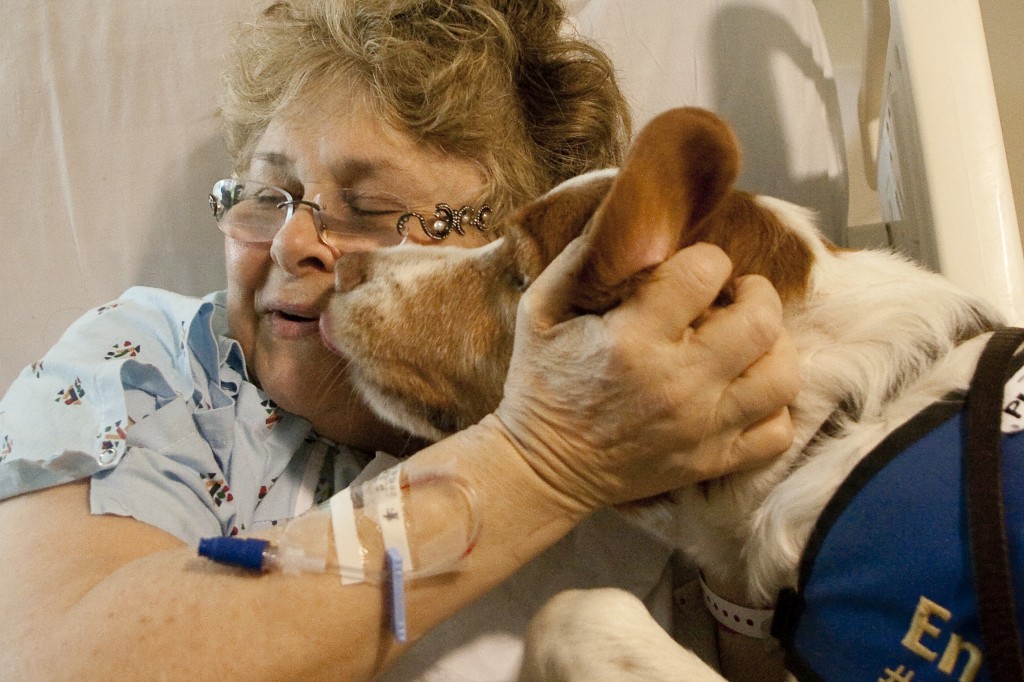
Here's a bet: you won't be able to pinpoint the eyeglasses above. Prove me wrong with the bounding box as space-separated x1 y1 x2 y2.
209 178 492 250
209 178 410 251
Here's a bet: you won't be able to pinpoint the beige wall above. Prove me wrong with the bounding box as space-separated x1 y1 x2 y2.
814 0 1022 232
981 0 1024 236
811 0 876 226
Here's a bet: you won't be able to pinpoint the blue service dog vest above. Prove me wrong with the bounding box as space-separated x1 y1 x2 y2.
772 332 1024 682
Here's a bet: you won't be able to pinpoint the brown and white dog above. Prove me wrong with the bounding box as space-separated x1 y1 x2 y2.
321 107 1002 680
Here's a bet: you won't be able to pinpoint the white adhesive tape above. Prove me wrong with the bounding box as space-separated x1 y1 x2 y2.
330 487 365 585
363 465 414 571
329 464 413 585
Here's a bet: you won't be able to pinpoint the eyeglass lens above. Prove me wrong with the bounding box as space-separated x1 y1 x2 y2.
210 179 408 250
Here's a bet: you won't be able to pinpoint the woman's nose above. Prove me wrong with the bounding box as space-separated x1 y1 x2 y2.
269 201 340 274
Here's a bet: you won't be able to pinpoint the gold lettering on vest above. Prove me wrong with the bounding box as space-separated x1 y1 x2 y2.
937 634 982 682
902 596 951 661
900 596 985 680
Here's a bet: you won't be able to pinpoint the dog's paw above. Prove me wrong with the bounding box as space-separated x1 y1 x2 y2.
517 588 726 682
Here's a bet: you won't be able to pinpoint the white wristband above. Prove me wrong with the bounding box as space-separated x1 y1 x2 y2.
699 574 775 639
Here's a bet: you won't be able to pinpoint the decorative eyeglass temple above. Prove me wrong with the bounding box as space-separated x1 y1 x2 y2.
397 203 492 241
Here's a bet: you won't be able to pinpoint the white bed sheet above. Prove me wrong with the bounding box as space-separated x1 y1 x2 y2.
0 0 846 394
567 0 847 240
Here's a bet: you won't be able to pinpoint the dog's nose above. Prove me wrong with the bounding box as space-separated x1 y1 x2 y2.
334 251 370 293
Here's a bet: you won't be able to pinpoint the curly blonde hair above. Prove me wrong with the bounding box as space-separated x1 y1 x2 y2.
219 0 631 220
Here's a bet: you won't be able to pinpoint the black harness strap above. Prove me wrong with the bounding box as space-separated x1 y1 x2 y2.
966 327 1024 682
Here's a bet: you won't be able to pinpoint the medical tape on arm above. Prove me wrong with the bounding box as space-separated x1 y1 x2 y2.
361 464 414 571
330 487 366 585
326 462 480 586
330 463 413 585
199 461 478 642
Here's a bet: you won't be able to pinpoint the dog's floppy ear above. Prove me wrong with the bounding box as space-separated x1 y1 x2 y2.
504 171 617 288
573 107 816 311
573 108 741 312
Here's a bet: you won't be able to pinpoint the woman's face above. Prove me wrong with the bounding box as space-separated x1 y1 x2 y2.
225 96 489 449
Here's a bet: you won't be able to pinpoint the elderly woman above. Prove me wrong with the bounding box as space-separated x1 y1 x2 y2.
0 1 797 679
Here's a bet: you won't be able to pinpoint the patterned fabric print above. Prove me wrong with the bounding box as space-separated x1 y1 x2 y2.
201 466 282 532
0 291 200 499
55 378 86 405
258 476 279 501
261 398 281 429
97 418 134 466
104 340 142 360
0 287 374 543
201 472 234 507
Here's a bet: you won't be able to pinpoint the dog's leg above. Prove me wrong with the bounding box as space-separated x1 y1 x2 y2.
517 588 726 682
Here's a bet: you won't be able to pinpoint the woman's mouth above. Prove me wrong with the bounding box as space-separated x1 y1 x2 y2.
267 308 321 339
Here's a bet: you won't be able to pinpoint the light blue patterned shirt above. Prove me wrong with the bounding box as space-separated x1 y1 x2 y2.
0 287 370 543
0 288 683 681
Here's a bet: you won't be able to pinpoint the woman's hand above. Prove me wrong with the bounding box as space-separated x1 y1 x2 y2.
493 238 799 514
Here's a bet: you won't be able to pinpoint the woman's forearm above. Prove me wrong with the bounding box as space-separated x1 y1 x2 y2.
0 419 582 681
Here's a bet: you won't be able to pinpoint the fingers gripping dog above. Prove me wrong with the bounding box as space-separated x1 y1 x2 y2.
322 108 810 441
322 107 1005 680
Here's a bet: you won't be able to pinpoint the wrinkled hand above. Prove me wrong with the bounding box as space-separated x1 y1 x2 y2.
493 237 799 513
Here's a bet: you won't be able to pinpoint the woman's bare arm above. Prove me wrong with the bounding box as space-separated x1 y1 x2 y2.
0 422 583 680
0 242 797 680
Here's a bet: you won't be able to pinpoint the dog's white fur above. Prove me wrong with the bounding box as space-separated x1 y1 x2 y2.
322 108 1001 680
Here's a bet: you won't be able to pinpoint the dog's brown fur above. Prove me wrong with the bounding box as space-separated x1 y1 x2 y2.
323 109 822 441
571 108 813 314
322 107 1001 680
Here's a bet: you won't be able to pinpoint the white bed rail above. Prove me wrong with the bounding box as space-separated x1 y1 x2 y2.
858 0 1024 324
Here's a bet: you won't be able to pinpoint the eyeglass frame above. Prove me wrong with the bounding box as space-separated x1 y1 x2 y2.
209 178 492 249
396 203 492 241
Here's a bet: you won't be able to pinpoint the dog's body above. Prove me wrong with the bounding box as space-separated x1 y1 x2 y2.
321 108 1003 680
